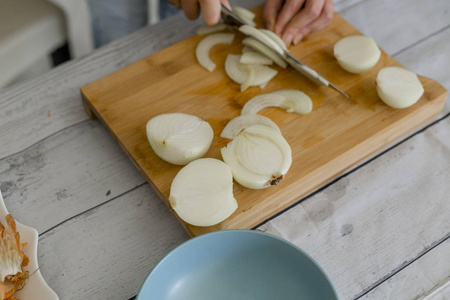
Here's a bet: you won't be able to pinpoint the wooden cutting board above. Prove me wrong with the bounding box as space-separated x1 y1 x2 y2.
81 6 447 237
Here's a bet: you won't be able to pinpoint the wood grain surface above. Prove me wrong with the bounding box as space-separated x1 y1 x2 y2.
81 6 447 237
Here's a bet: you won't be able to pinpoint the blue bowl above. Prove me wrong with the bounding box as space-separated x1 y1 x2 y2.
137 230 339 300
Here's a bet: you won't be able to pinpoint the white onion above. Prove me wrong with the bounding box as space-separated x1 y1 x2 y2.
225 54 278 86
196 23 229 36
242 37 288 69
232 6 256 27
196 33 235 72
241 90 313 115
169 158 237 227
334 35 381 74
240 64 255 92
376 66 424 109
146 113 213 165
231 6 256 22
221 124 292 189
260 29 288 51
272 89 313 114
220 114 281 139
239 25 285 57
240 51 273 65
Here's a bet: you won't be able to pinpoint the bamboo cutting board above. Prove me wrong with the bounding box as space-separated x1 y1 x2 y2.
81 6 447 237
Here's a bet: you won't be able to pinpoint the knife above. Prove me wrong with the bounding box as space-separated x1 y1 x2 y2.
220 4 349 98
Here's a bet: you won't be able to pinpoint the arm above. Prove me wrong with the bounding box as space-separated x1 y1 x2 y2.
264 0 334 46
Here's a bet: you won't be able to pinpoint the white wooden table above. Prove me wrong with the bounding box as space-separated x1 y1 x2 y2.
1 0 449 299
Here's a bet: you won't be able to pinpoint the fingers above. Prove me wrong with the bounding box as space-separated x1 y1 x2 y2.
280 0 327 45
292 0 334 44
179 0 224 25
199 0 222 25
181 0 200 20
274 0 306 36
263 0 284 31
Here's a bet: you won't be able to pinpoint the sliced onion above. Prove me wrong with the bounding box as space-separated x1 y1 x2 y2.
196 33 235 72
231 6 256 22
272 89 313 114
241 93 285 115
169 158 237 226
232 6 256 27
221 124 292 189
225 54 278 86
196 23 229 36
260 29 288 51
240 64 255 92
240 51 273 65
376 66 424 109
242 37 287 69
241 90 313 115
220 114 281 139
241 46 253 54
334 35 381 74
239 25 285 57
146 113 213 165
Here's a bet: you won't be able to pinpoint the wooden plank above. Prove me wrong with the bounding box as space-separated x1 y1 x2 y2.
36 184 188 300
258 116 450 299
0 121 144 233
359 238 450 300
81 7 447 237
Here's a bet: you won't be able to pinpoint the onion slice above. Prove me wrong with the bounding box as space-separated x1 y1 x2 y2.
232 6 256 27
169 158 237 227
221 124 292 189
146 113 214 165
334 35 381 74
240 51 273 65
260 29 288 51
196 33 235 72
220 114 281 139
196 23 229 35
239 25 285 57
241 90 313 115
242 37 287 69
376 66 424 109
225 54 278 86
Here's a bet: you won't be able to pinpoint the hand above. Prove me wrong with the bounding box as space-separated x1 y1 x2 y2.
263 0 334 46
168 0 230 26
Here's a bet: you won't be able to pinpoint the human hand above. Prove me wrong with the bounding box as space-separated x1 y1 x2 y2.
263 0 334 46
168 0 231 25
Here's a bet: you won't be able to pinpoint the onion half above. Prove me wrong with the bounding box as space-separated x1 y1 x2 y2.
169 158 237 227
334 35 381 74
146 113 213 165
240 51 273 65
376 66 424 109
221 124 292 189
220 114 281 139
196 33 235 72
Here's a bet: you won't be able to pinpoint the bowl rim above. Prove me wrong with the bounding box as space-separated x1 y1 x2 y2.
137 229 339 299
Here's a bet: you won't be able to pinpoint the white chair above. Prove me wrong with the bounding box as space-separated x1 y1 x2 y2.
0 0 94 88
